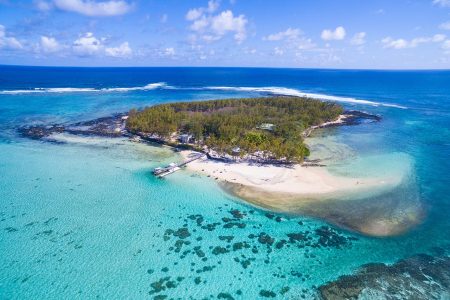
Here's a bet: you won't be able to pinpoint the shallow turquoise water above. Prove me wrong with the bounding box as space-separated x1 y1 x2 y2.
0 67 449 298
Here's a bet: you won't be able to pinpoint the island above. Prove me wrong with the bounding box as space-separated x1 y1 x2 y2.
126 96 344 163
18 96 423 237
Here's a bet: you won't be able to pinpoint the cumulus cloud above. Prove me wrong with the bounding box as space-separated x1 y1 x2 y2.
382 34 446 49
186 0 220 20
432 34 447 42
439 21 450 30
186 1 247 43
263 28 301 41
186 8 203 21
442 40 450 50
207 0 220 13
105 42 132 57
350 32 366 45
72 32 132 57
73 32 103 55
382 37 408 49
53 0 132 17
211 10 247 42
264 27 316 57
0 25 23 50
40 36 60 53
35 0 53 11
296 38 316 50
321 26 346 41
187 6 248 43
433 0 450 7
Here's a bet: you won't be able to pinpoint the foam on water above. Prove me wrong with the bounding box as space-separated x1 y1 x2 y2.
0 83 407 109
0 82 168 94
204 86 408 109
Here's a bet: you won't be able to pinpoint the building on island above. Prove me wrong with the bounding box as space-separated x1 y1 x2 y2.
179 134 193 144
257 123 275 131
231 146 241 157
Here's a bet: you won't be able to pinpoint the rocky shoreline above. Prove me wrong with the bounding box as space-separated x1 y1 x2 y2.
18 109 381 168
18 113 128 141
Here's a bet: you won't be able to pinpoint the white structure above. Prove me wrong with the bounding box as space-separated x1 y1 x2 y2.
258 123 275 131
179 134 193 144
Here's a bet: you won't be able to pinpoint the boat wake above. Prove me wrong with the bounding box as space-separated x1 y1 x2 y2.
0 82 406 109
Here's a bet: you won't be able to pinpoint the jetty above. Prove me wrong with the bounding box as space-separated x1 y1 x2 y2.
153 153 205 178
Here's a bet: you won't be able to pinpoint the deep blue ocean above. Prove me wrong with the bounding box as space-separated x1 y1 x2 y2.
0 66 449 299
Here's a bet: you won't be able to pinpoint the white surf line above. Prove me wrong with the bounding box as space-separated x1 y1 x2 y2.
0 83 407 109
0 82 169 94
204 86 407 109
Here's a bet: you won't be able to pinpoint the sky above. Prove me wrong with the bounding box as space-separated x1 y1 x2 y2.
1 0 450 69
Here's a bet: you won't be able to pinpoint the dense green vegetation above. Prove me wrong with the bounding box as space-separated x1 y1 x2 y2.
126 97 343 162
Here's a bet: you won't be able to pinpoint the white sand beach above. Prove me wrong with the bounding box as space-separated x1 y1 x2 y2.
180 150 424 237
180 150 397 196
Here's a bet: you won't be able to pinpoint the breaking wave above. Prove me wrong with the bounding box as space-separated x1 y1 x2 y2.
0 82 168 94
203 86 407 109
0 82 406 109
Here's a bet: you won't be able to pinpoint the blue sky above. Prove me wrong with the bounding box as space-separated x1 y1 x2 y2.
1 0 450 69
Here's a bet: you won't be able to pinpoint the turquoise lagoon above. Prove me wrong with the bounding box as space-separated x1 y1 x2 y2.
0 67 449 299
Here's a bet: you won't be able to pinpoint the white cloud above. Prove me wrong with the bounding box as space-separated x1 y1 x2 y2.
433 0 450 7
382 37 408 49
105 42 132 57
162 47 175 56
439 21 450 30
274 47 284 56
0 25 23 50
350 32 366 45
432 34 446 42
263 27 316 56
382 34 446 49
53 0 132 17
186 1 220 20
72 32 132 58
263 28 301 41
442 40 450 50
40 36 60 53
207 0 220 13
73 32 103 55
190 16 209 31
186 8 203 21
35 0 53 11
321 26 346 41
187 7 248 44
296 37 315 50
210 10 247 42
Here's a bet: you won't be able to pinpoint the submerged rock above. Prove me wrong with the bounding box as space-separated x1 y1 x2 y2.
319 254 450 300
18 113 127 140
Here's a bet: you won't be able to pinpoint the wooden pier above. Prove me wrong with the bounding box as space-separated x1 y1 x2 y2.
153 153 205 178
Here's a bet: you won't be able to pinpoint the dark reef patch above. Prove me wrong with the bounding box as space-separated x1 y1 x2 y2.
18 113 128 140
153 206 360 298
319 253 450 300
259 290 276 298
